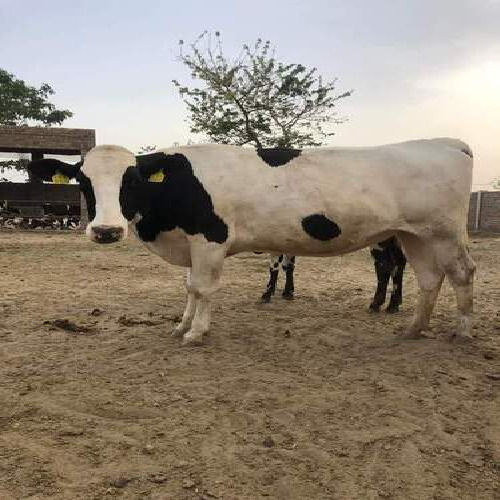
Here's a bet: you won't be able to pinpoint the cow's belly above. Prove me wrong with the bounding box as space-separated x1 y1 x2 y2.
131 226 192 267
229 204 401 257
231 231 390 257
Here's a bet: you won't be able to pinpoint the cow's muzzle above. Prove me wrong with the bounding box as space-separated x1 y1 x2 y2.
91 225 124 244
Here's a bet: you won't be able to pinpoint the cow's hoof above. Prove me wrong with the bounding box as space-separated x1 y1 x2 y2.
182 330 205 346
260 294 272 303
171 324 189 338
282 293 294 301
446 331 473 344
369 304 381 313
447 317 473 343
397 328 425 340
385 305 399 314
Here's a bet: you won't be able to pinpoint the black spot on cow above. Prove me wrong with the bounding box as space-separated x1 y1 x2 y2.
301 214 341 241
120 153 228 244
75 171 96 222
257 148 302 167
461 147 473 158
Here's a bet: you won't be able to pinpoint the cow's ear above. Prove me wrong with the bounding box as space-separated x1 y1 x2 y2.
136 153 169 183
28 159 82 183
146 170 165 183
137 163 166 183
122 165 144 186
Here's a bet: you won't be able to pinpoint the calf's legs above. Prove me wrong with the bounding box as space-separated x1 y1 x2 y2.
282 255 295 300
261 255 281 302
261 254 295 302
369 256 391 312
386 252 406 313
370 239 407 313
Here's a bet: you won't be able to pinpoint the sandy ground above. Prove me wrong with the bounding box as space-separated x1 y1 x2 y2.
0 231 499 500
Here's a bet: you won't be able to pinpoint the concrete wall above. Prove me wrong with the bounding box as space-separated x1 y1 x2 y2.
469 191 500 233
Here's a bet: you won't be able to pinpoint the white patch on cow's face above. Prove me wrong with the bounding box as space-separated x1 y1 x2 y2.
81 145 135 243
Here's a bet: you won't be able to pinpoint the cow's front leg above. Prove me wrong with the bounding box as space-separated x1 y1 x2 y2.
182 241 225 346
171 270 196 337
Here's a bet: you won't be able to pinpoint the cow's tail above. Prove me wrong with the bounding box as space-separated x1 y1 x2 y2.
436 137 473 160
457 141 473 160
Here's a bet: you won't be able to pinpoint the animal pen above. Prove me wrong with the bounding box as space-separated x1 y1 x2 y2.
0 126 95 228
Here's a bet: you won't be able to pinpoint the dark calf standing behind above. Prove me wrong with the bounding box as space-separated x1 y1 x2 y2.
369 236 407 313
261 238 407 312
261 254 295 302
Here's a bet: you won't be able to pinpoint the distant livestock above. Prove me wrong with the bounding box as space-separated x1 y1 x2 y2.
28 139 475 345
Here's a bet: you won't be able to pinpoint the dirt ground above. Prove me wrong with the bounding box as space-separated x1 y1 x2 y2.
0 231 499 500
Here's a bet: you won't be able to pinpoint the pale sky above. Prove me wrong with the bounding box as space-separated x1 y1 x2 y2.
1 0 499 188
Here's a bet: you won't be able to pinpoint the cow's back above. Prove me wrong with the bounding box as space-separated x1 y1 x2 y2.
158 139 472 254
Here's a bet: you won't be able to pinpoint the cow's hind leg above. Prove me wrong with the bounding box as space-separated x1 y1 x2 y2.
282 255 295 300
397 233 444 339
182 242 226 346
433 240 476 342
261 255 281 303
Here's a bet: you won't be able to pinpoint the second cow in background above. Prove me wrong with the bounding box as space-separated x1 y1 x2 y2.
262 237 406 313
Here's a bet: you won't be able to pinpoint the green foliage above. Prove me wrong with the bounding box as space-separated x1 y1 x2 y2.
0 68 73 126
0 69 73 180
173 32 352 148
492 178 500 190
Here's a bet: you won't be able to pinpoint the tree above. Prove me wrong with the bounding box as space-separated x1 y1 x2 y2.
173 32 352 149
0 69 73 181
0 68 73 126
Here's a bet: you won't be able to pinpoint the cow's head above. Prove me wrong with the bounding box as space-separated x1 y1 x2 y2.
28 145 150 244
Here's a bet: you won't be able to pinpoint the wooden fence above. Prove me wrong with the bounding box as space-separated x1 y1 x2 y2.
0 183 80 218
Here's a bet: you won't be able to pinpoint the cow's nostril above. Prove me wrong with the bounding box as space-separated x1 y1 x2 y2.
91 225 124 244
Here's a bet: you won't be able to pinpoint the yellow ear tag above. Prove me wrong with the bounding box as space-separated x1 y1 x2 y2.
148 171 165 183
52 172 70 184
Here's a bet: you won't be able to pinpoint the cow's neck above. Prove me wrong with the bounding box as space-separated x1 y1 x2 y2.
128 179 228 245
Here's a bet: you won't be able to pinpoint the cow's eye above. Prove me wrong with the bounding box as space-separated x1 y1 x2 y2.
123 166 143 187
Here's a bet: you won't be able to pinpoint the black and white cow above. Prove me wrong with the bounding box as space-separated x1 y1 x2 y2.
258 149 407 309
262 236 407 313
28 139 475 346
